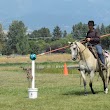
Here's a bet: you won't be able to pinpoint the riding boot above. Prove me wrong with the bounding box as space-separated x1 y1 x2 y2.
101 63 107 70
98 54 106 70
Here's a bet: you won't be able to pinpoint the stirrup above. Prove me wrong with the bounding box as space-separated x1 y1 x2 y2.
101 64 107 70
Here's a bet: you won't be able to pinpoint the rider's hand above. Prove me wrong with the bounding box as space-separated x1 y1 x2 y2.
86 38 91 42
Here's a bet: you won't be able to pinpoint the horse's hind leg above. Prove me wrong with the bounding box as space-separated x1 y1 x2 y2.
105 68 110 94
80 70 87 95
89 71 95 94
99 71 106 92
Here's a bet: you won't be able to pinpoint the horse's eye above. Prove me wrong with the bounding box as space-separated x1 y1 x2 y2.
73 48 76 50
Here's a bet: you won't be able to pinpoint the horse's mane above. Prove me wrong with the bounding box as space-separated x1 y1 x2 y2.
76 41 94 59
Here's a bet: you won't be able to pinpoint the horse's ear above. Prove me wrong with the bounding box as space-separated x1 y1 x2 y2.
68 42 73 45
74 40 78 43
74 41 77 45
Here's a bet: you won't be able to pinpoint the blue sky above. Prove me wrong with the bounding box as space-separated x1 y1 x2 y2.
0 0 110 32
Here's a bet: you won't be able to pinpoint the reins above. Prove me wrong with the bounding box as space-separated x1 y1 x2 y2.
76 42 91 72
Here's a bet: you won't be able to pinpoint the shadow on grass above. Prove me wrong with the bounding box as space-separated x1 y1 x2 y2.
62 90 103 96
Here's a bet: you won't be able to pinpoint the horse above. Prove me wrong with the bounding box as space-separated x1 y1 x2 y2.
69 41 110 95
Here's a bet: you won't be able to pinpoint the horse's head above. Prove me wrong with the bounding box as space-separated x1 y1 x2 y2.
68 42 79 61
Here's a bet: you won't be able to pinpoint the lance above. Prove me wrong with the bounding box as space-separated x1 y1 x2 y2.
37 45 70 57
100 33 110 38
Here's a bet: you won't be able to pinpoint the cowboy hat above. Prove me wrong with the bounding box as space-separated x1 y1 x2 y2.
88 20 96 26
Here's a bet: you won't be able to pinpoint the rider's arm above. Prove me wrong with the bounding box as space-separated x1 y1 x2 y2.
86 30 100 43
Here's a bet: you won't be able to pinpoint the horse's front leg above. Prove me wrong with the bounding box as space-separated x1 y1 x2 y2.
89 71 95 94
80 70 87 95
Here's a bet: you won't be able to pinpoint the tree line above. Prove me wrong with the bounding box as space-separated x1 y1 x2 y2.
0 21 110 55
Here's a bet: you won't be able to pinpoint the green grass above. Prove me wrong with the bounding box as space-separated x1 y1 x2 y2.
0 69 110 110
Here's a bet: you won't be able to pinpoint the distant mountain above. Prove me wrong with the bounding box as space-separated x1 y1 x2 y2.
1 0 110 33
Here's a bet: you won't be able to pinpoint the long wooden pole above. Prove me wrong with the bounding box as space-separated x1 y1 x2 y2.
100 33 110 38
37 45 70 57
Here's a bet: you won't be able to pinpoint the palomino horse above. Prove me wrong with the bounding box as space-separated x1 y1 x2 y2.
69 41 110 95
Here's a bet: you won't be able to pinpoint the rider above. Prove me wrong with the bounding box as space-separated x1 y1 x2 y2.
85 20 106 70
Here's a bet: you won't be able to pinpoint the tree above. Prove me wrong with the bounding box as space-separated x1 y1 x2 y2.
53 26 62 39
0 24 5 53
6 20 29 55
96 25 101 34
28 41 39 54
106 25 110 33
38 27 51 38
82 24 88 37
72 22 88 39
30 27 52 39
101 24 110 49
63 30 67 37
29 30 39 38
100 23 106 35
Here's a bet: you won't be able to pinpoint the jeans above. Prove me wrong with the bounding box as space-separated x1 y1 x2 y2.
95 44 105 64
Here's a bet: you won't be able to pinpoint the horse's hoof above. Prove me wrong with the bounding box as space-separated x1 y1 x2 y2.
105 88 108 94
84 93 87 96
78 68 80 71
92 91 96 94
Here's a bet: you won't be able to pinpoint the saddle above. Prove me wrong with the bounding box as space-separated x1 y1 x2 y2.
88 46 98 59
87 46 108 71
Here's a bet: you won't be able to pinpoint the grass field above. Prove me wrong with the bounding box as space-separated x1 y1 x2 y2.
0 54 110 110
0 70 110 110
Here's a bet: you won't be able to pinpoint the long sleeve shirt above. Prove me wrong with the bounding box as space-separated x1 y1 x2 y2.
86 29 100 45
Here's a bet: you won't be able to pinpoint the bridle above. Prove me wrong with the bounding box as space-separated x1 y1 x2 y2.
74 42 87 56
74 42 91 71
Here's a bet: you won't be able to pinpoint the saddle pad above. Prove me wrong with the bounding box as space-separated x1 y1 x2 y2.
104 52 109 57
104 52 110 57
